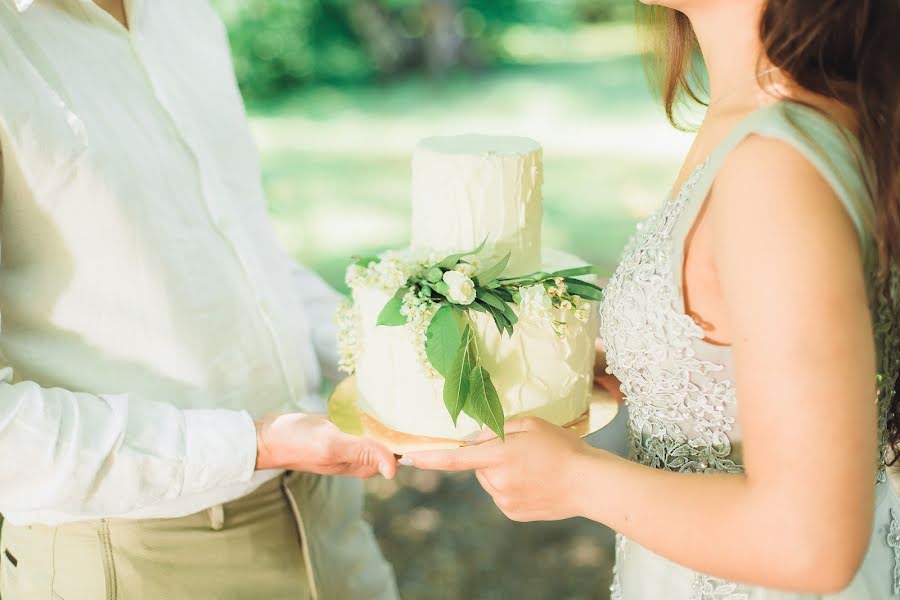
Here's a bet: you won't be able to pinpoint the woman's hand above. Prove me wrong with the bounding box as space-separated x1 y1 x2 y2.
255 413 398 479
402 417 599 521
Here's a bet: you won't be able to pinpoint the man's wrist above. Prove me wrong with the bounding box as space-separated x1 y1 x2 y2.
254 418 276 470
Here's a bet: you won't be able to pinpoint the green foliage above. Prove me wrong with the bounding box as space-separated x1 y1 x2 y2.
443 324 475 424
211 0 634 101
464 365 505 440
425 305 466 377
377 287 409 325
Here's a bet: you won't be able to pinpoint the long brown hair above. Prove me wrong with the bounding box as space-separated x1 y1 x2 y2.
636 1 900 458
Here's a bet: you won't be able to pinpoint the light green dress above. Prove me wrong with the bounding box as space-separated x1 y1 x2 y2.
598 101 900 599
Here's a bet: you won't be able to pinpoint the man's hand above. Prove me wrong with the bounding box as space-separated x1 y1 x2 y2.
255 413 398 479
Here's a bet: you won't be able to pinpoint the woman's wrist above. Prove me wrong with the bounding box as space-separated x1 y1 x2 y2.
567 445 625 522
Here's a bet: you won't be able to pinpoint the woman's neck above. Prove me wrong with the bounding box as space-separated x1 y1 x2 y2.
684 1 771 108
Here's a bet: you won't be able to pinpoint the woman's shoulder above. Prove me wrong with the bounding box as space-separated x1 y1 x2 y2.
705 99 875 248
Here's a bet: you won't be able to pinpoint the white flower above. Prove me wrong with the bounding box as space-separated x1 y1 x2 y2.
335 299 361 374
399 290 440 378
442 270 476 305
574 307 590 323
455 262 478 278
518 284 553 325
345 264 366 289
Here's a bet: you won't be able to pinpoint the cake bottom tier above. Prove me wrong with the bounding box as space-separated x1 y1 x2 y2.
352 249 599 441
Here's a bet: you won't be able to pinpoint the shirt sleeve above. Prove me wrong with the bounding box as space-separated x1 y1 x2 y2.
289 262 345 385
0 365 258 518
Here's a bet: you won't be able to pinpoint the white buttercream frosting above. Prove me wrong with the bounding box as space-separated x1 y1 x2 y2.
353 249 598 441
410 135 543 277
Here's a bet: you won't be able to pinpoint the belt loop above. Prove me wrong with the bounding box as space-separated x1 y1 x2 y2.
207 504 225 531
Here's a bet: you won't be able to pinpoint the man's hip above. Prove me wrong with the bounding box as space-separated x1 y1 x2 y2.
0 471 397 600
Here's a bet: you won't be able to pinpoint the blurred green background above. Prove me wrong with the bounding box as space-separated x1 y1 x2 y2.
211 1 692 597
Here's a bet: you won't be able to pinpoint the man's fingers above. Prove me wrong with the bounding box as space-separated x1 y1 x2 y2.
401 440 502 471
336 434 398 479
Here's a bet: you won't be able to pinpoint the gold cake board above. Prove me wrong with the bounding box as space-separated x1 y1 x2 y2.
328 375 620 455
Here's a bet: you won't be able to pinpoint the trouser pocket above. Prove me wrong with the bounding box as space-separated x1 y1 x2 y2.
0 522 54 600
48 521 111 600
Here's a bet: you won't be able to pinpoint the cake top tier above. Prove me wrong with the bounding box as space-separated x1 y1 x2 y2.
417 134 541 156
410 134 543 277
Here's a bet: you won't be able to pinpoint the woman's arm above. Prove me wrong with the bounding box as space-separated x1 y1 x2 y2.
408 135 877 594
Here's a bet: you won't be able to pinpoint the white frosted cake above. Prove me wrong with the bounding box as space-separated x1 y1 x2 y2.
337 135 600 442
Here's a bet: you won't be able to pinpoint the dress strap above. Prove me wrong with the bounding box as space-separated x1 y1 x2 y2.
673 102 875 263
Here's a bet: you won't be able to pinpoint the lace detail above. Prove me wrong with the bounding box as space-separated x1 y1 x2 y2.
691 575 749 600
889 509 900 595
609 534 625 600
600 159 742 473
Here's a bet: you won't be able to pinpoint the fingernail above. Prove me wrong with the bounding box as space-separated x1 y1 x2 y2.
398 456 414 467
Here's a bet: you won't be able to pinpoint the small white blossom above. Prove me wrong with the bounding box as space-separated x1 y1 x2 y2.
442 270 477 305
574 307 590 323
400 289 440 378
335 299 360 374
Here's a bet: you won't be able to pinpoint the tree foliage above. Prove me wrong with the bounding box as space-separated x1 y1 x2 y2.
212 0 632 100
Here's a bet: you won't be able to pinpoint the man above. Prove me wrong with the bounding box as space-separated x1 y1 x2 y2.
0 0 399 598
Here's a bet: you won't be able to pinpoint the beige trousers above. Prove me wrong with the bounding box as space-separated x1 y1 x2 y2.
0 471 392 600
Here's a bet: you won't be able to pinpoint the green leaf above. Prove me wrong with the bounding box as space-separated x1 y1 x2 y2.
425 305 465 377
497 270 549 283
443 325 474 424
548 265 605 278
476 290 517 333
465 366 505 440
467 301 488 313
562 277 603 292
438 238 487 270
563 279 604 301
476 289 507 312
492 286 514 303
353 256 381 268
475 252 511 286
499 300 518 327
376 287 409 326
485 304 511 337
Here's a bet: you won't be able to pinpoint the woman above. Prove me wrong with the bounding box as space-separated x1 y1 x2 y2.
404 0 900 597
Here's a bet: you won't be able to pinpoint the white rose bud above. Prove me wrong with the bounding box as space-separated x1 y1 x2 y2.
442 270 477 305
455 262 478 278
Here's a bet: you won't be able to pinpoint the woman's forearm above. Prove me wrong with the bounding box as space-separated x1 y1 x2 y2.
572 448 864 594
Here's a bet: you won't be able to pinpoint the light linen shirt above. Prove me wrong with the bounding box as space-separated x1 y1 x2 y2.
0 0 342 524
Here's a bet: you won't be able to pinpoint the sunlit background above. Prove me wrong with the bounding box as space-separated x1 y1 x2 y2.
211 1 693 597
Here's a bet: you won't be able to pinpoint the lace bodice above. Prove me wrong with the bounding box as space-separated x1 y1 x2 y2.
599 160 744 473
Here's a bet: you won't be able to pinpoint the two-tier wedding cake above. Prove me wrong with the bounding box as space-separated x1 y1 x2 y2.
337 135 601 442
